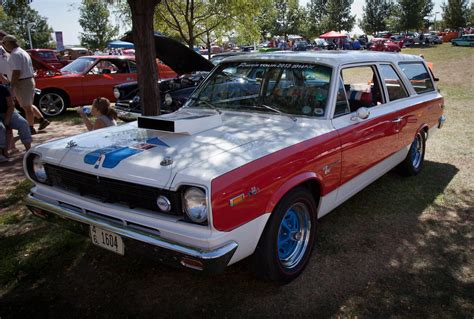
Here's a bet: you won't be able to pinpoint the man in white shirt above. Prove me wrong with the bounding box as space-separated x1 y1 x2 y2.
2 35 50 134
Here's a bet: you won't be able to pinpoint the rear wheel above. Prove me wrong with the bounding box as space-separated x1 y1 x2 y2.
253 187 317 284
37 91 68 117
399 131 426 176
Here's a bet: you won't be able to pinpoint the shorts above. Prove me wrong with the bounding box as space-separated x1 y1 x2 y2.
13 78 35 107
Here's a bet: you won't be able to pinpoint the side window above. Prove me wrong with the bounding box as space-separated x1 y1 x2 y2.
379 64 408 101
340 65 384 113
128 60 137 73
89 60 129 74
334 77 350 117
399 62 434 94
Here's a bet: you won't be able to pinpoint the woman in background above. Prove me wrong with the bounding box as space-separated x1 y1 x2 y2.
78 97 117 131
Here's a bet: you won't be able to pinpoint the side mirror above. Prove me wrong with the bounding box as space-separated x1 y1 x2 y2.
351 107 370 121
434 77 439 82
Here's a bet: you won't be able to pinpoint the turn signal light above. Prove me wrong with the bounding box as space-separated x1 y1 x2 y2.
180 257 204 271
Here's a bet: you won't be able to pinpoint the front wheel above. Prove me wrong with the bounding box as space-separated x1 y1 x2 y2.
399 131 426 176
253 187 317 284
38 91 68 117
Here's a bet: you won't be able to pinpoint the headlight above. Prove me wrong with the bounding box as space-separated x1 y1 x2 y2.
164 93 173 106
113 88 120 99
183 187 208 223
27 154 48 183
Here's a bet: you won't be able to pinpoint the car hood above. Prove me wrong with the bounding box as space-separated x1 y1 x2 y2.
122 32 214 74
36 110 298 189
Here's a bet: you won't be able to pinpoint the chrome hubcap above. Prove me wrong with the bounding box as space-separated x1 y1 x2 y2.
411 133 424 169
277 203 311 269
39 93 65 116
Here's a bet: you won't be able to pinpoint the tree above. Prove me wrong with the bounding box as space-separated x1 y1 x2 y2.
271 0 301 38
397 0 433 31
305 0 328 37
361 0 393 34
154 0 266 50
0 2 54 48
323 0 356 32
441 0 470 29
126 0 162 116
78 0 118 49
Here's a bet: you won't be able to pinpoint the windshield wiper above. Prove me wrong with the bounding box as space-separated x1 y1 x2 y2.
190 97 222 114
259 104 297 122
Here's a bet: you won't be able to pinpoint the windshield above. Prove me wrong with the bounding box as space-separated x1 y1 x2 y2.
61 57 96 74
187 62 332 117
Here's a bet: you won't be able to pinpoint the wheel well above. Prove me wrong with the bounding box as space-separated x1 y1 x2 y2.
36 88 70 106
296 179 321 208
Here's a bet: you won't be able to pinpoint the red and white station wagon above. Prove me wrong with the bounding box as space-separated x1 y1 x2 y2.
24 52 445 283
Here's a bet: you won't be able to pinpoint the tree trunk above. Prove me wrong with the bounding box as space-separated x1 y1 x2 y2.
206 31 211 60
128 0 161 116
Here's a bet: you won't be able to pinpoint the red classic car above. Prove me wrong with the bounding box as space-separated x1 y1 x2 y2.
34 56 176 116
368 38 401 52
27 49 67 70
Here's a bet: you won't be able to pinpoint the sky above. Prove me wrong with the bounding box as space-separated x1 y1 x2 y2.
30 0 445 46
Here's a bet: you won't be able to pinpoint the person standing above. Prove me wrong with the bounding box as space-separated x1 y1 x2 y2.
0 84 32 162
1 35 50 134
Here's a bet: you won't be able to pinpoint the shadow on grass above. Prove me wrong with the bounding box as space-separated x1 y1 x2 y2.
0 160 470 318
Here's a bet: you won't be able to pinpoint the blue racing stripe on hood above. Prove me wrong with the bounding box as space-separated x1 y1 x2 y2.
84 146 143 169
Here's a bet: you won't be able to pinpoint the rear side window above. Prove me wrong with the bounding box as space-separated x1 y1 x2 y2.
399 62 434 94
379 64 408 101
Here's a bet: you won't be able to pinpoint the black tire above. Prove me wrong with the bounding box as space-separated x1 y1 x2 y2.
253 187 317 284
37 90 69 117
398 131 426 176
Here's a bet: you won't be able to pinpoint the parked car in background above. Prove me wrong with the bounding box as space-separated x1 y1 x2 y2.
27 49 67 69
367 38 401 52
25 51 445 283
59 47 90 61
114 34 215 121
314 38 336 50
451 34 474 47
427 32 443 44
34 55 176 116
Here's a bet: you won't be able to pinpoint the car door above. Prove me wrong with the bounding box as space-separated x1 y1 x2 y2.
81 59 137 103
331 64 401 195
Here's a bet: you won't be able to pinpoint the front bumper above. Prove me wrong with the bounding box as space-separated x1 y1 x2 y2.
25 194 238 273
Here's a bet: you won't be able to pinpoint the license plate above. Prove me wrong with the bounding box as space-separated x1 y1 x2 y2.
89 225 124 255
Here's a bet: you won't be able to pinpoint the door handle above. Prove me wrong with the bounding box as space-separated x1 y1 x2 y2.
392 117 402 123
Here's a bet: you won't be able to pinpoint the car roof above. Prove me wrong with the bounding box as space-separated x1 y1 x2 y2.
77 55 135 60
221 51 423 67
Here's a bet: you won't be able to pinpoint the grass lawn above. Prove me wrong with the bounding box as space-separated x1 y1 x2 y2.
0 44 472 318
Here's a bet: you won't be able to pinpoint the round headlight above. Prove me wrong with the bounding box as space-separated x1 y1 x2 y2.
183 187 207 223
164 93 173 106
32 155 48 183
156 195 171 212
113 87 120 99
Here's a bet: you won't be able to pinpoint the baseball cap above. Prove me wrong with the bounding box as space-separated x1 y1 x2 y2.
1 35 18 44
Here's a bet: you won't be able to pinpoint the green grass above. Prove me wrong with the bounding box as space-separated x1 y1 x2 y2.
48 108 84 125
0 179 33 209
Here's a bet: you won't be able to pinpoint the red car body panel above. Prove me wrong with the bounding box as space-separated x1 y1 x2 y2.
35 56 176 106
211 97 443 232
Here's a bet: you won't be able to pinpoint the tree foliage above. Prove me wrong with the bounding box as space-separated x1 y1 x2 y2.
441 0 470 29
271 0 301 38
78 0 119 49
0 2 54 48
361 0 393 34
154 0 268 49
323 0 356 32
305 0 328 37
397 0 433 31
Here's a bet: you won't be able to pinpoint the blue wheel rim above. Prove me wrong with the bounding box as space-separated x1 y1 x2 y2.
411 133 423 169
277 203 311 269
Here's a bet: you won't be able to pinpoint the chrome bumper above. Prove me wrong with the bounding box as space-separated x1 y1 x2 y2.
25 194 237 273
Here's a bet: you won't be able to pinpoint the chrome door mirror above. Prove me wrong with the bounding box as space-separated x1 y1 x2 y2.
351 107 370 121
